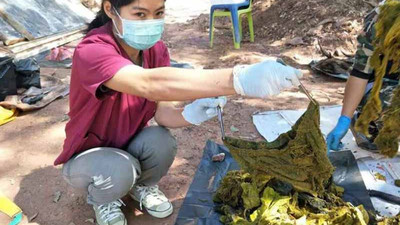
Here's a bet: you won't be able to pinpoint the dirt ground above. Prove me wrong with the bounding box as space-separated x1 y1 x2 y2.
0 0 378 224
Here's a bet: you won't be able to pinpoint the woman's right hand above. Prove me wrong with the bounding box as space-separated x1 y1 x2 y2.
182 97 227 126
233 60 303 98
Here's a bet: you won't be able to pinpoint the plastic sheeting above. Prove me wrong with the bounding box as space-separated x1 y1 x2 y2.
175 140 373 225
309 59 352 80
0 57 17 101
0 75 69 111
0 17 23 44
0 106 17 126
0 0 94 40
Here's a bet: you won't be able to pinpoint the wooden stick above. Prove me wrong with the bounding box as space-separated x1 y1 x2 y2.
9 26 86 53
318 38 332 58
0 8 35 41
0 28 86 58
13 32 85 60
363 0 378 8
3 37 25 46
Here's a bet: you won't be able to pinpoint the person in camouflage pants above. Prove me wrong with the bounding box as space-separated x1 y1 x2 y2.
326 0 399 151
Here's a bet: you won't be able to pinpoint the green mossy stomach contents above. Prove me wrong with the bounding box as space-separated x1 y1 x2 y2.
223 102 333 197
214 102 398 224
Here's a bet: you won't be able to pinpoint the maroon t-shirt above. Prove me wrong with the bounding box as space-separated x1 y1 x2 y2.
54 22 170 165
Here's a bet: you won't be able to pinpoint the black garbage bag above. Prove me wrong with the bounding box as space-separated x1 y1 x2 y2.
15 58 41 89
0 57 17 101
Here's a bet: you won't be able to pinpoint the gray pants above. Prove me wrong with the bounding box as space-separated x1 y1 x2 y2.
62 126 177 205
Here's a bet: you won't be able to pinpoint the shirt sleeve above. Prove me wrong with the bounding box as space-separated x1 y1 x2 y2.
349 34 375 80
349 8 378 81
73 43 134 99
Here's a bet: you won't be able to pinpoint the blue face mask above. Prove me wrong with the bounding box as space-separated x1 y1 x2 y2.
113 8 164 50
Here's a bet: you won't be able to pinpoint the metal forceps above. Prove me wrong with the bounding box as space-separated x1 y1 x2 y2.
217 104 226 141
298 81 317 105
276 58 317 104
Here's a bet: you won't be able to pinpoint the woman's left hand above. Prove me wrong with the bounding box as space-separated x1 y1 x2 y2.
233 60 303 98
182 97 227 125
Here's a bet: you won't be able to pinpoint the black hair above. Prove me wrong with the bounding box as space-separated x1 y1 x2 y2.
87 0 136 33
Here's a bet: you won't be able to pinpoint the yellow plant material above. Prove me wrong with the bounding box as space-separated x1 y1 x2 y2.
214 171 370 225
374 173 387 181
355 0 400 157
377 215 400 225
373 87 400 157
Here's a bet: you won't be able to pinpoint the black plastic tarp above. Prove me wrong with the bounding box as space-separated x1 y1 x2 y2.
175 140 374 225
0 57 17 101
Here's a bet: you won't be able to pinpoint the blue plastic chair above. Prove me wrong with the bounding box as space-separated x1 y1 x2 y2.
209 0 254 49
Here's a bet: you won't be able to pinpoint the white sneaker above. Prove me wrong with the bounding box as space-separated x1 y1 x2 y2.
93 199 127 225
130 185 173 218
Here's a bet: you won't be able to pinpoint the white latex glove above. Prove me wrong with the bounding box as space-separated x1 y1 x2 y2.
182 97 227 125
233 60 303 98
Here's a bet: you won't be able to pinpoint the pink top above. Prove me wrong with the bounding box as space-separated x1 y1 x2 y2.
54 22 171 165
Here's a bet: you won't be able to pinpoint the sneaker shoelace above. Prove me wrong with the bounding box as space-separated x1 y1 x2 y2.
97 199 125 223
136 185 164 210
